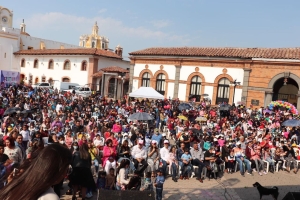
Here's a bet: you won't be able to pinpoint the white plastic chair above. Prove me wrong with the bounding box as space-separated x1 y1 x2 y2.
235 162 245 172
276 161 282 172
263 160 269 173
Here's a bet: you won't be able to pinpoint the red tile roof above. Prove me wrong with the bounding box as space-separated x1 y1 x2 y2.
91 66 129 77
101 66 129 73
129 47 300 60
14 48 122 59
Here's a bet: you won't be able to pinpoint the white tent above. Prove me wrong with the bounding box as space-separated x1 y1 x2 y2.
129 87 164 99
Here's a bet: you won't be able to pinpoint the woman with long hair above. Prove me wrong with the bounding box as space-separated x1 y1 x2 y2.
70 143 95 200
118 140 131 162
116 159 130 190
147 140 160 172
4 137 23 166
0 143 72 200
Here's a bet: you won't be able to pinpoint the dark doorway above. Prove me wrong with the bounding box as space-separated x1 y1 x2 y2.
272 77 298 107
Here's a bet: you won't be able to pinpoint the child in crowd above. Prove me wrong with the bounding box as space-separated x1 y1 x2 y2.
180 148 192 179
127 170 141 190
227 150 235 173
97 171 106 190
105 168 115 190
140 172 153 191
154 169 165 200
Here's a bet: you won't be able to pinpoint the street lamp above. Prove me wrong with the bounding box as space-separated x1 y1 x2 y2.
229 79 241 104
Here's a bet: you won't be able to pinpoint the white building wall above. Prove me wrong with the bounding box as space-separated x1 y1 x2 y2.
97 57 129 71
0 30 20 72
19 55 89 86
20 35 79 50
167 82 174 99
234 88 243 104
179 65 244 84
178 83 187 101
204 86 214 101
132 79 139 92
133 64 176 79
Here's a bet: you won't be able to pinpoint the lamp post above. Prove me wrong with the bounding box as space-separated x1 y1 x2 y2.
229 80 241 105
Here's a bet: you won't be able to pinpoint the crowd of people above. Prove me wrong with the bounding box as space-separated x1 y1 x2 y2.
0 84 300 200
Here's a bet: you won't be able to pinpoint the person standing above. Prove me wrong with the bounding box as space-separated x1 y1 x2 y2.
19 125 30 150
154 169 165 200
70 143 95 200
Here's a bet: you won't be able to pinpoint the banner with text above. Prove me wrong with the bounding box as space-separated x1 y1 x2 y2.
0 70 20 87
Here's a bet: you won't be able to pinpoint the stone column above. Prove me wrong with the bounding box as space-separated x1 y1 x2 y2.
114 78 118 99
241 68 251 104
265 91 273 107
297 92 300 111
173 65 181 99
129 63 135 92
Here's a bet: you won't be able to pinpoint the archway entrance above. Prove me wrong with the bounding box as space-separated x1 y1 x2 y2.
272 77 299 106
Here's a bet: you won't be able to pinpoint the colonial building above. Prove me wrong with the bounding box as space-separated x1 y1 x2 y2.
0 5 130 98
129 47 300 110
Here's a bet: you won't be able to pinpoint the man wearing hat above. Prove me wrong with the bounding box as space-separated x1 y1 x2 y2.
131 139 148 175
160 140 171 177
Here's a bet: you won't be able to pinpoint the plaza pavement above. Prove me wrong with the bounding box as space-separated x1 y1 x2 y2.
61 169 300 200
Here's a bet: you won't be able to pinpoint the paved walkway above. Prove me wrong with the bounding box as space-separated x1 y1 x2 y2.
61 170 300 200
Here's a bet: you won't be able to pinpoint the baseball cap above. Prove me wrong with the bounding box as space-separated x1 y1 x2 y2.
163 140 169 144
151 140 157 144
236 141 241 145
138 140 144 144
154 128 159 133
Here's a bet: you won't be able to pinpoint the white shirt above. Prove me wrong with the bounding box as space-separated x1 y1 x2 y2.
38 187 59 200
20 130 30 141
56 104 62 112
131 145 147 159
160 147 170 161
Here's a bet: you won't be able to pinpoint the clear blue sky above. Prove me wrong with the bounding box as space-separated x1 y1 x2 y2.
3 0 300 58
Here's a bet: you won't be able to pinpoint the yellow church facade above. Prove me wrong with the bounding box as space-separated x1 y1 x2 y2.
79 22 109 50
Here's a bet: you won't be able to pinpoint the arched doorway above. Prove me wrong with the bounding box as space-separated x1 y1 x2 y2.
189 76 202 102
216 78 230 104
108 78 117 98
35 77 39 84
272 77 299 106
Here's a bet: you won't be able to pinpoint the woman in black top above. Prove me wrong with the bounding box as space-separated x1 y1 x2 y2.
118 140 131 161
70 143 95 200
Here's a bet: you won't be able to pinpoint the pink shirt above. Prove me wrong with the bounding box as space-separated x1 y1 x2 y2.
112 124 122 133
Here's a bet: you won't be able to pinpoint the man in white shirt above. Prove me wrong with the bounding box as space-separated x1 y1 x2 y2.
131 139 148 175
160 140 170 176
55 102 62 113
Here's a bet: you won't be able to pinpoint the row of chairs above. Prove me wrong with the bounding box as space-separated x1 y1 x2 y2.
235 159 300 173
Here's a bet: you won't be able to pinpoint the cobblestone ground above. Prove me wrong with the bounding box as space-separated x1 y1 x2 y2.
61 169 300 200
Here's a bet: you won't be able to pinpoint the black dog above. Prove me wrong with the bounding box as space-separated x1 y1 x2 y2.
253 182 279 200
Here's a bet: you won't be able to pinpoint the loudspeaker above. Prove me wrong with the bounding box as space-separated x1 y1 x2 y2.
282 192 300 200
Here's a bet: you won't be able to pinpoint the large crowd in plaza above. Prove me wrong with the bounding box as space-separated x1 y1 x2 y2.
0 83 300 200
